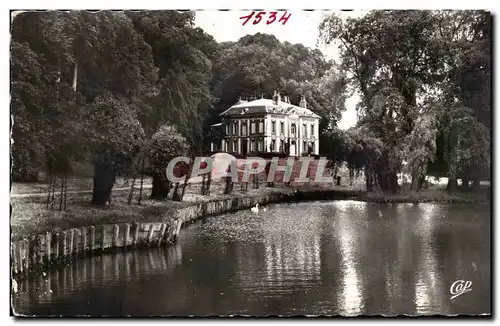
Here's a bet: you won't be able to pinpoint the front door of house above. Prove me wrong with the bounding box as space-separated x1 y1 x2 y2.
242 139 248 156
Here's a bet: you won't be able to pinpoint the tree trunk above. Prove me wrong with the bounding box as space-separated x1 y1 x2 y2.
447 176 457 192
172 183 181 201
376 170 398 194
365 166 373 191
150 169 171 200
462 178 470 189
91 158 116 206
138 157 145 205
418 175 426 190
472 179 480 190
410 170 419 191
16 167 39 182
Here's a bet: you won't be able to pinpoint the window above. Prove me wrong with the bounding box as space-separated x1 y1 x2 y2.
303 141 307 153
311 142 315 153
225 123 230 135
311 124 314 137
271 121 276 134
233 121 238 135
258 139 263 152
291 124 296 136
251 121 256 134
280 121 284 134
303 124 307 138
259 120 264 133
250 139 256 152
271 140 276 152
242 122 247 136
233 140 238 153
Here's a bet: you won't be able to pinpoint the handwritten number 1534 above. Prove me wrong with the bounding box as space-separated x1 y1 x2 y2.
240 11 292 26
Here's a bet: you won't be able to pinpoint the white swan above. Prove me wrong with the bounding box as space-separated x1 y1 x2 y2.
251 203 259 213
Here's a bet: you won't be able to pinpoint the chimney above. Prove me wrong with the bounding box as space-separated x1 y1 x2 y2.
299 96 307 109
273 90 281 105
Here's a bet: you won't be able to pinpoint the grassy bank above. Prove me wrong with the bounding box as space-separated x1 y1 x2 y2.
11 176 489 241
10 181 296 241
358 188 490 204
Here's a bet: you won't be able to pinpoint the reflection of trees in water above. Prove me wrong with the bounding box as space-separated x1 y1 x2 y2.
381 203 412 314
263 233 321 285
413 204 448 315
333 201 364 316
15 245 183 308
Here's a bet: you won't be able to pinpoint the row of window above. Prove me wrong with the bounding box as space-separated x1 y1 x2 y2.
222 139 317 154
225 120 316 138
269 140 316 153
224 139 265 152
225 120 264 136
270 121 315 138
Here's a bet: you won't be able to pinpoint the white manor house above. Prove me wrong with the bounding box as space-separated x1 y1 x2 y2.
210 92 320 156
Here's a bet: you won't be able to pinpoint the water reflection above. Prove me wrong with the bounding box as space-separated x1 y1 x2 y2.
13 245 183 314
414 204 448 315
263 233 321 285
12 201 490 316
334 201 364 316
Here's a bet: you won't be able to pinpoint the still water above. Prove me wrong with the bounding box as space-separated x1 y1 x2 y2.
12 200 490 316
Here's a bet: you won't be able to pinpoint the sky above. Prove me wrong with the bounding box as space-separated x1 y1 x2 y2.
194 10 366 130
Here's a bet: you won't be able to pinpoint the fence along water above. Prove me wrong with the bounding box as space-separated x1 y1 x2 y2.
11 192 288 280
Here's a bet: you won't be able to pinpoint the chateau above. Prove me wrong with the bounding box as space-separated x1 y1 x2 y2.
210 92 320 156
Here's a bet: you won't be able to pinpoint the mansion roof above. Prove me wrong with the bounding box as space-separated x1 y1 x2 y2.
220 98 321 119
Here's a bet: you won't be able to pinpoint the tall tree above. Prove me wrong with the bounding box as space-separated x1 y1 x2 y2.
11 11 158 204
126 11 218 152
211 33 347 136
148 124 189 200
319 10 491 192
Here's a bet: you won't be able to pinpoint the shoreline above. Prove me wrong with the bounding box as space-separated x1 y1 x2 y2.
10 187 488 281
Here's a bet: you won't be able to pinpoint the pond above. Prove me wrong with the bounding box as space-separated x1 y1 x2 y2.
12 200 491 316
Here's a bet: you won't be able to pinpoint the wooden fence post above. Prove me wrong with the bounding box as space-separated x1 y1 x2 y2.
133 223 140 246
18 241 24 273
113 224 119 248
23 238 29 272
159 223 167 245
90 226 95 251
125 224 131 247
45 232 51 263
11 242 18 274
100 225 106 249
80 227 87 252
68 229 74 255
54 233 60 259
147 224 155 244
38 235 44 265
62 231 68 257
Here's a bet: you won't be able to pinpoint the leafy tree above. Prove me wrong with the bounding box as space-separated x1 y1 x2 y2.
147 124 189 200
11 11 158 204
319 10 491 193
210 33 347 136
83 92 145 205
126 11 218 151
435 11 491 189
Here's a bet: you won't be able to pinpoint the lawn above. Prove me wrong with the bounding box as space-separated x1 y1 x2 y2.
10 178 297 241
11 169 488 241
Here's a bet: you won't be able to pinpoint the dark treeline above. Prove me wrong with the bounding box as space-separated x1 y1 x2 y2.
319 10 491 193
11 10 490 205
